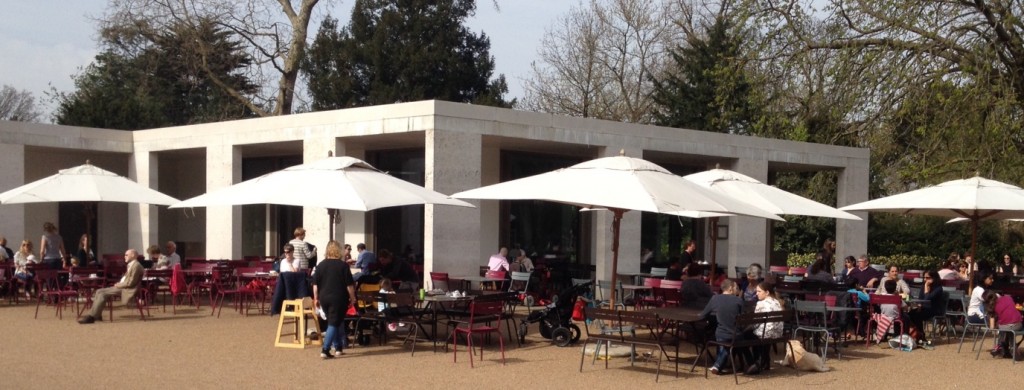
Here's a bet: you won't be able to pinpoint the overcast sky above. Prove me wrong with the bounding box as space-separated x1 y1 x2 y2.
0 0 577 121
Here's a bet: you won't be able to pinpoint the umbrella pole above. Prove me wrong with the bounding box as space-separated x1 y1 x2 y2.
609 209 623 308
969 218 978 291
328 209 336 241
709 217 718 285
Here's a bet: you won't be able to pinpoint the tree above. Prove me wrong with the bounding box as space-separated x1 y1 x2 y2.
0 85 41 122
55 18 257 130
302 0 511 109
522 0 677 122
101 0 325 116
651 6 760 134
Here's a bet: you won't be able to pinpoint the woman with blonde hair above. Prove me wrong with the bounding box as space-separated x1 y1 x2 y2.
313 240 356 359
76 234 96 267
14 240 39 297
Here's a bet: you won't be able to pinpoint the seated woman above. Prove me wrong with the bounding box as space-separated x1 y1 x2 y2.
680 264 713 308
805 257 834 283
279 244 299 273
13 240 38 298
968 270 995 325
983 290 1022 358
838 256 856 283
738 264 763 302
698 279 753 375
907 269 942 350
745 281 783 374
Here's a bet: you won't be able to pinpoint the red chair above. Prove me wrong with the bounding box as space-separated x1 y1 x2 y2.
210 268 257 317
654 279 683 307
430 272 454 291
769 265 790 276
33 269 79 319
450 299 506 367
484 270 506 291
865 294 905 346
169 264 194 314
637 277 662 309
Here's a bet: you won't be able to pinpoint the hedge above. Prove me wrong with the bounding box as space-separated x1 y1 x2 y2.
787 253 944 271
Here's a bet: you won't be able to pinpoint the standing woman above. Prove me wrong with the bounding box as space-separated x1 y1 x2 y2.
998 254 1018 276
313 240 356 359
40 222 66 269
76 234 96 267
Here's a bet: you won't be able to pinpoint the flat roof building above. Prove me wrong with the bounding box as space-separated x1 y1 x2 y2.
0 100 868 281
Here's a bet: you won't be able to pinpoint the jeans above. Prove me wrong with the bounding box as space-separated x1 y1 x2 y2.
323 324 346 352
713 335 753 370
968 314 985 324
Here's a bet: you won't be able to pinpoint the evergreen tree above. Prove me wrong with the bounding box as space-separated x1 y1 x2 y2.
55 18 256 130
302 0 512 110
651 14 758 134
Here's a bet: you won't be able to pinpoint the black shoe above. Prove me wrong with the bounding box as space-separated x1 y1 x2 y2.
77 316 95 324
744 364 761 376
990 348 1004 358
320 350 334 360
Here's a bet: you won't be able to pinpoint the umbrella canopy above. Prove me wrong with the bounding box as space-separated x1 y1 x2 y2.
681 168 861 279
840 176 1024 289
452 155 783 306
170 156 473 211
0 162 179 205
684 169 862 220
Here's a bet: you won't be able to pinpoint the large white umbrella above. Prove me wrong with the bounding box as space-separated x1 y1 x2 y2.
840 176 1024 289
0 161 180 240
683 168 862 277
0 162 179 205
451 154 782 307
170 156 474 238
684 169 862 220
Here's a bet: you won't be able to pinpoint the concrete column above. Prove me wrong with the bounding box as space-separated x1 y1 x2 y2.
0 144 25 242
837 160 869 271
128 151 159 252
726 158 769 275
478 144 500 260
423 129 481 287
302 137 342 249
206 145 241 259
592 147 642 284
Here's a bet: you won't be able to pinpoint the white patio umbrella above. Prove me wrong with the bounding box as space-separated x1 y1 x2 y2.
170 156 474 238
683 168 862 277
0 161 181 239
0 162 179 205
840 176 1024 289
451 154 783 307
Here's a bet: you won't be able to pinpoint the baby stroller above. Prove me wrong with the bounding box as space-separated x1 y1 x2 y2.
518 281 592 347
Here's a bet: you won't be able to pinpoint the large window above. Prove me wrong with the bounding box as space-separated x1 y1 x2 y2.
367 149 425 261
501 151 586 262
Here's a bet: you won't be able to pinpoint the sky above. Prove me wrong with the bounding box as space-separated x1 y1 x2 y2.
0 0 578 121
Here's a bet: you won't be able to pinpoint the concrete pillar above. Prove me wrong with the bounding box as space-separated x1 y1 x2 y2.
592 147 642 284
206 145 241 259
0 144 25 242
302 137 342 249
478 144 500 260
726 158 769 275
837 160 870 271
424 129 481 287
128 151 159 252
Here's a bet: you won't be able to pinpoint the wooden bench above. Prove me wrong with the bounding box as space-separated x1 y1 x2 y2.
697 309 795 384
579 307 675 382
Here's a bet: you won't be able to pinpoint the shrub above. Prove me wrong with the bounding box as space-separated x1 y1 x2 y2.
787 253 944 271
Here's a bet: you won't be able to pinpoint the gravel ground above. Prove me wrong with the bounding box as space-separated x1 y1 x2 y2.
2 302 1012 389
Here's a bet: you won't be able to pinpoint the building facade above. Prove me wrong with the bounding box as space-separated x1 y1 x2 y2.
0 100 869 282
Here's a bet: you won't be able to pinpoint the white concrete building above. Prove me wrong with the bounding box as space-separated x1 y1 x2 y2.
0 100 868 282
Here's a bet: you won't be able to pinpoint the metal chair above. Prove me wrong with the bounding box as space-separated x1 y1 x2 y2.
595 280 625 310
793 300 842 361
509 271 533 306
957 293 986 353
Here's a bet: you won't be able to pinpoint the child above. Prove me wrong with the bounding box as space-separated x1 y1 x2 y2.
378 277 395 312
983 290 1022 358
